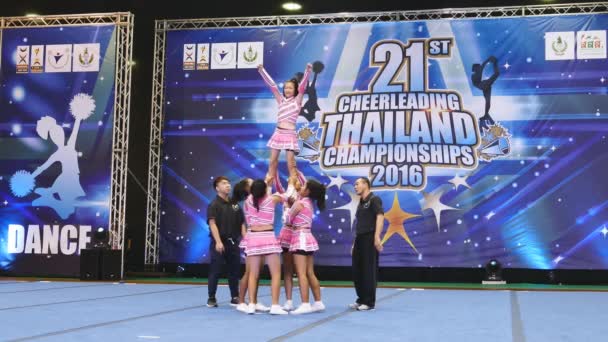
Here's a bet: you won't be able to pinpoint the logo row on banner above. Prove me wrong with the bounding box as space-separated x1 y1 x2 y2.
182 42 263 70
16 44 100 74
545 30 607 60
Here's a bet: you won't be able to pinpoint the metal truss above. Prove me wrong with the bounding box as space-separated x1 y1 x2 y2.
1 13 134 278
155 2 608 31
145 21 168 266
144 2 608 265
109 13 134 279
1 13 131 28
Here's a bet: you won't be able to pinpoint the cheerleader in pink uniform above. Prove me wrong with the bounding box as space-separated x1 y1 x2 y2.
258 63 312 181
233 178 270 313
243 179 288 315
287 179 326 315
273 170 307 311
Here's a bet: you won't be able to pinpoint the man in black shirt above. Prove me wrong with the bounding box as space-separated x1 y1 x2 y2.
351 177 384 311
206 176 246 307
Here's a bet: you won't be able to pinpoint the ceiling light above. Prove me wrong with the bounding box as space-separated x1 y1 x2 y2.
282 2 302 11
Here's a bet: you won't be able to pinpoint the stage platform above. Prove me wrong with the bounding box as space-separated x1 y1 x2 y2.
1 278 607 341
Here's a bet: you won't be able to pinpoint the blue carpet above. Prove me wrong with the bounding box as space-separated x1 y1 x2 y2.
0 281 604 341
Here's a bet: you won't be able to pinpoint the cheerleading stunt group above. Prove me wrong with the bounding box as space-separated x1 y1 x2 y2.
205 63 385 315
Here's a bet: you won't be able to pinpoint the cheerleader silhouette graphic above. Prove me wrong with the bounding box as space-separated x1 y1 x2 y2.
10 93 95 219
295 61 324 122
471 56 500 131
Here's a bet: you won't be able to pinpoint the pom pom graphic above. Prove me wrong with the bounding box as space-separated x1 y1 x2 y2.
69 93 95 121
10 170 35 198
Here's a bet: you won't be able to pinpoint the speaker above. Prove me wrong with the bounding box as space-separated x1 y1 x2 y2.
100 250 121 280
80 249 122 280
80 249 102 280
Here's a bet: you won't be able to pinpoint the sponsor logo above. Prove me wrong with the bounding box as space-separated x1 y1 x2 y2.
545 32 575 61
577 30 606 59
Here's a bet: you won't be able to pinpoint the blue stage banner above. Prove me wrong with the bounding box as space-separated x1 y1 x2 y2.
0 25 117 276
160 14 608 269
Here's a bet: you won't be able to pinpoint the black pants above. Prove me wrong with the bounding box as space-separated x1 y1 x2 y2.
352 232 378 307
208 238 240 299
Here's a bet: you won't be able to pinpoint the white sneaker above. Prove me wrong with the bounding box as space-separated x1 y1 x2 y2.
245 303 256 314
356 304 374 311
255 303 271 312
269 305 288 315
236 303 249 313
348 302 360 309
282 300 294 311
291 303 313 315
311 301 325 312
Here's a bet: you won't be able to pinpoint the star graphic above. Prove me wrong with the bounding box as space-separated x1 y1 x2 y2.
448 174 471 191
554 255 564 264
332 190 359 231
601 77 605 83
503 62 510 70
381 193 419 253
327 174 348 191
421 189 458 231
280 41 286 47
485 211 496 220
601 226 608 238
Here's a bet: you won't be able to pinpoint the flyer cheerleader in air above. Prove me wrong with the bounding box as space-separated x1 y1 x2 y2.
258 62 312 181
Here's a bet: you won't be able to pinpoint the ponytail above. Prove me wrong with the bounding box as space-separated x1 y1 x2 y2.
306 180 326 211
250 179 267 212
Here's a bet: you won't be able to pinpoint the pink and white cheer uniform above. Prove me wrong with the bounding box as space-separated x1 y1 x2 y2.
273 171 307 251
243 194 282 256
259 64 311 152
287 197 319 253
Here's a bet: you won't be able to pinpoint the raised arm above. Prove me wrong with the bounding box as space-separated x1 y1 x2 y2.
273 173 286 194
491 59 500 77
298 63 313 96
295 170 306 190
67 119 82 148
258 65 282 104
310 71 318 88
481 58 491 70
274 173 302 205
481 56 498 71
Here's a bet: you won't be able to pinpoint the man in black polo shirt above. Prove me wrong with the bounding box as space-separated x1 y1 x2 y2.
351 177 384 311
206 176 246 307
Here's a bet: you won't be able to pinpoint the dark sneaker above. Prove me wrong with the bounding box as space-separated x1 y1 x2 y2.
207 297 218 307
230 297 239 306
